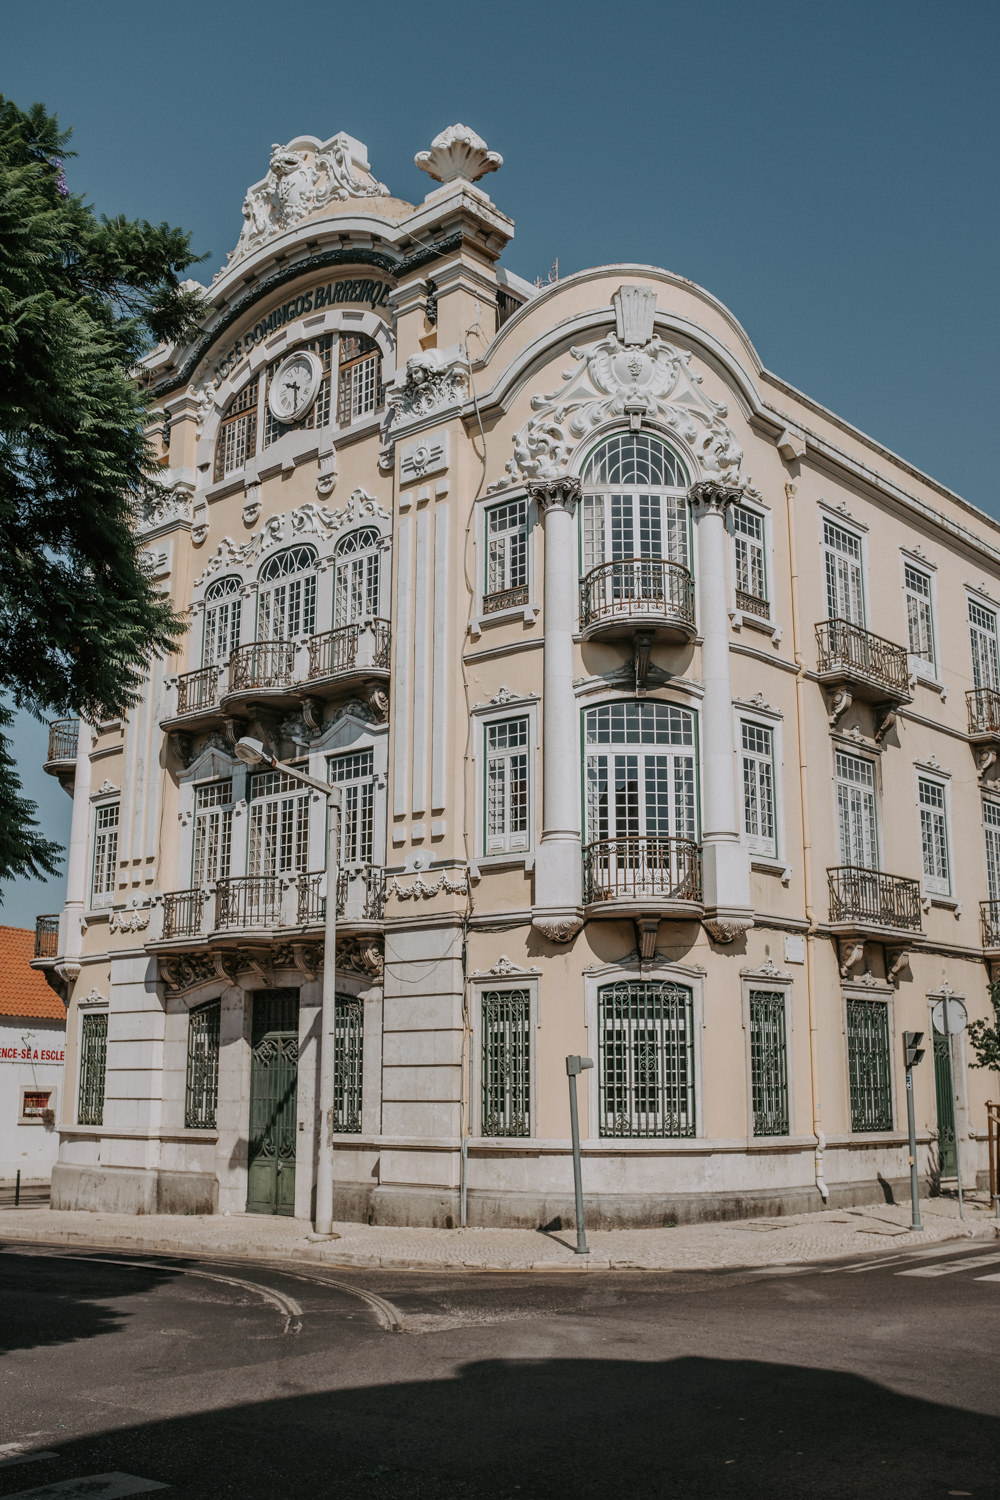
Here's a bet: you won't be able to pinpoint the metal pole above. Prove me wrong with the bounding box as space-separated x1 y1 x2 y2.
14 1169 20 1207
565 1056 591 1255
313 786 342 1238
942 991 965 1221
905 1063 922 1231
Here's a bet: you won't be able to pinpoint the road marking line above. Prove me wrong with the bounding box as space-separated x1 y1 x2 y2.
897 1252 1000 1277
828 1242 992 1274
41 1253 303 1334
972 1274 1000 1284
0 1472 167 1498
0 1445 58 1470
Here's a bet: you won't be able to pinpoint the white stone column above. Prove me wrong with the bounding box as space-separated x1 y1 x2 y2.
59 720 94 967
529 476 584 943
690 481 753 942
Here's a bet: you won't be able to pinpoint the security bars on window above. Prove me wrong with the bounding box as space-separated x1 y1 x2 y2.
332 995 364 1133
749 990 789 1136
598 981 695 1138
847 999 892 1132
185 1000 220 1129
481 988 531 1136
77 1013 107 1127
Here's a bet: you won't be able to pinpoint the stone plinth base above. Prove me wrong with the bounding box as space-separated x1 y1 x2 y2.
51 1162 218 1217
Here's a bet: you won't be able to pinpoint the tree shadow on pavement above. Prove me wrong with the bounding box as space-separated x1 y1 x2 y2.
3 1352 995 1499
0 1248 180 1355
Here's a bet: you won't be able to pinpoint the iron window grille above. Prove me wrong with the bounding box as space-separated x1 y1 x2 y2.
185 1000 220 1129
77 1013 107 1126
481 988 531 1137
332 995 364 1132
484 498 529 614
598 981 695 1138
749 990 789 1136
847 998 893 1132
741 722 776 857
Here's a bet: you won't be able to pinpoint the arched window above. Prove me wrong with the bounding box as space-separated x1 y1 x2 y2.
214 378 258 482
338 334 383 425
334 527 381 627
584 700 699 901
202 576 242 665
257 546 317 640
580 433 690 576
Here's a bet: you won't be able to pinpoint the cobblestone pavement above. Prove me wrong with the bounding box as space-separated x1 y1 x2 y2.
0 1191 996 1272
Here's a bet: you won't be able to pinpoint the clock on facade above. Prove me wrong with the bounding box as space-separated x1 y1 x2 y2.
267 350 323 423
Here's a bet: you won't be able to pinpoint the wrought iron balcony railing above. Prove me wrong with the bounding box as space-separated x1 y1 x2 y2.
735 589 770 619
968 687 1000 737
34 914 59 959
215 875 282 929
297 866 387 924
827 866 922 932
483 584 529 615
583 836 702 905
47 718 79 762
162 887 205 939
815 619 910 695
228 640 296 693
580 558 695 632
174 666 220 717
982 899 1000 949
307 619 391 680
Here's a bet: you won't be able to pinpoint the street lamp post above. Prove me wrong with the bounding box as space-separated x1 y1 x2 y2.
235 737 342 1237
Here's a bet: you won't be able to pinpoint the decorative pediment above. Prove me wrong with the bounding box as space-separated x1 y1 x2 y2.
194 490 390 585
506 298 747 487
226 134 388 270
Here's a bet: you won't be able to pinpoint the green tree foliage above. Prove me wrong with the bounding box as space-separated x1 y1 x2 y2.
0 97 204 893
967 979 1000 1072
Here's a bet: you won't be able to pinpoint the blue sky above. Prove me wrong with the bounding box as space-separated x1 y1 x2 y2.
3 0 998 925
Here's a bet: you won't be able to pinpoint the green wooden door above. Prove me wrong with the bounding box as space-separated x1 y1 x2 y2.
933 1032 957 1178
247 989 300 1216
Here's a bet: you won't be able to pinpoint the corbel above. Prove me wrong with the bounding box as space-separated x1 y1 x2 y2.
839 939 866 977
872 702 898 743
634 915 660 964
826 688 853 727
633 630 654 694
886 947 911 983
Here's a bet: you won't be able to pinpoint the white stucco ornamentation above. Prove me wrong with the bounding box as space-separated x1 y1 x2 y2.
390 349 468 420
471 956 542 978
415 125 502 185
109 908 151 934
137 483 193 534
388 870 470 899
194 490 390 585
506 331 746 485
227 135 388 268
400 434 449 483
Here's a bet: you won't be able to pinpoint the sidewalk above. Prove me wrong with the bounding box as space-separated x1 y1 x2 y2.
1 1192 996 1273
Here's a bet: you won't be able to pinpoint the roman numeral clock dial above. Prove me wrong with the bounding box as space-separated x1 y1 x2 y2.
268 350 323 423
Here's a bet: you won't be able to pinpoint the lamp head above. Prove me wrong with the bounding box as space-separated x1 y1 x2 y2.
234 736 269 766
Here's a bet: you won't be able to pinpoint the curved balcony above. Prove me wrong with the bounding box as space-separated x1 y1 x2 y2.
160 665 223 735
968 687 1000 743
215 875 283 932
220 640 299 715
34 914 60 960
298 866 387 926
827 865 923 938
583 836 703 918
43 718 78 781
815 619 912 735
579 559 696 643
306 619 391 700
982 900 1000 954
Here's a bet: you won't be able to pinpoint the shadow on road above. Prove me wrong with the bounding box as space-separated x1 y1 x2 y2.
2 1352 994 1498
0 1248 181 1355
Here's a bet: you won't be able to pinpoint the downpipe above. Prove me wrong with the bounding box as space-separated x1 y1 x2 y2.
815 1130 830 1202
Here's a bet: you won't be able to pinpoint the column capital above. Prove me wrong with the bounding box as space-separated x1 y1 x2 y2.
688 479 746 515
526 474 582 516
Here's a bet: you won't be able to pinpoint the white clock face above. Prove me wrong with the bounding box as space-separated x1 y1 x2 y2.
268 351 323 423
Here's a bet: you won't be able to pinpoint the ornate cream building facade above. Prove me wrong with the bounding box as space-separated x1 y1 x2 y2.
33 124 1000 1225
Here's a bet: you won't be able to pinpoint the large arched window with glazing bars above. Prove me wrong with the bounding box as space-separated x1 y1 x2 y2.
214 331 384 482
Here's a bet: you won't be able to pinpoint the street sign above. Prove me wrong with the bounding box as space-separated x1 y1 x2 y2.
931 998 968 1035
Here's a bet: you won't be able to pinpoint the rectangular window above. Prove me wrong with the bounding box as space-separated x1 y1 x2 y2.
985 799 1000 903
337 336 382 425
918 777 950 895
485 717 530 854
481 988 531 1136
823 520 864 625
77 1013 107 1127
741 722 776 857
847 999 892 1132
332 995 364 1133
732 505 768 614
969 599 1000 692
185 1000 220 1129
749 990 789 1137
484 499 529 613
582 492 689 574
192 780 233 886
248 770 310 876
835 752 878 869
598 981 695 1138
91 803 119 904
904 565 935 671
328 749 376 865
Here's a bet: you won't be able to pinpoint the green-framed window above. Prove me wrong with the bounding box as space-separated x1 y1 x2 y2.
77 1013 107 1126
481 988 531 1137
749 989 789 1137
598 980 695 1138
847 998 892 1132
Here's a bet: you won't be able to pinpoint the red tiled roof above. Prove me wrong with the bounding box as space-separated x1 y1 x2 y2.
0 926 66 1020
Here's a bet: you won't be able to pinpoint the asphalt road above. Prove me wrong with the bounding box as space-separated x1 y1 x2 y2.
0 1238 998 1499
